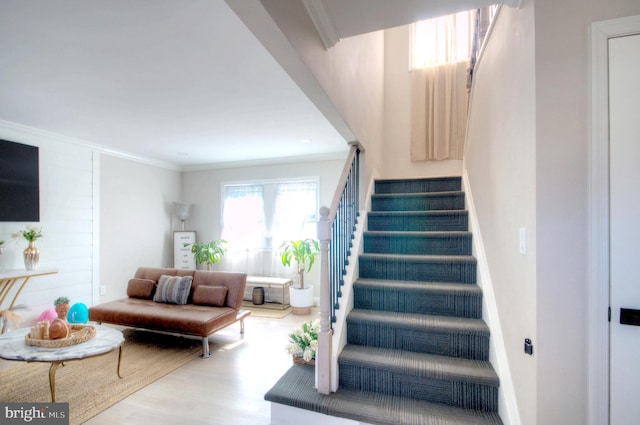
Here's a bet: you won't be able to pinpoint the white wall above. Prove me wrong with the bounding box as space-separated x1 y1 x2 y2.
99 154 181 302
463 4 537 424
0 122 97 326
534 1 640 424
181 158 344 297
383 25 462 179
0 120 183 324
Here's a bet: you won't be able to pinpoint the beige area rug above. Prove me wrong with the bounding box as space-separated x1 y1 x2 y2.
0 328 205 425
242 301 292 319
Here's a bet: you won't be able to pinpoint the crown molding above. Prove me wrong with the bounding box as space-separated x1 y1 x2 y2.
0 119 181 171
302 0 340 49
182 150 349 172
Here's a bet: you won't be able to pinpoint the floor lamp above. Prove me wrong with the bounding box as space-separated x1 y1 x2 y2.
173 202 192 231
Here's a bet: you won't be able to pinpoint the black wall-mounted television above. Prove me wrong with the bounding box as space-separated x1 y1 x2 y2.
0 139 40 222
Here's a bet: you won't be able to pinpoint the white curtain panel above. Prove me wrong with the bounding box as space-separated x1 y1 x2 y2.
409 10 475 161
410 61 468 161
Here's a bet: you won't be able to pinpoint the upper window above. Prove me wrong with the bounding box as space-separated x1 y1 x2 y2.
411 10 474 69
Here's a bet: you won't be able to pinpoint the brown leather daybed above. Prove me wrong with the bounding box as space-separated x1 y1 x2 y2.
88 267 250 358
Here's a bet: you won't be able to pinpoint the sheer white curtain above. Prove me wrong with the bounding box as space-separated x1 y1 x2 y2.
220 180 318 278
410 11 475 161
220 184 264 275
270 181 318 278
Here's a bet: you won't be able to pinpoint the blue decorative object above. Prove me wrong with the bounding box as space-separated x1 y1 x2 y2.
67 303 89 324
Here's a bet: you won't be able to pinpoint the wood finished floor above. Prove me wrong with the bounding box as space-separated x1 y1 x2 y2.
2 308 317 425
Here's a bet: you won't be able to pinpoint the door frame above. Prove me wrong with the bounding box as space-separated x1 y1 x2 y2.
589 14 640 425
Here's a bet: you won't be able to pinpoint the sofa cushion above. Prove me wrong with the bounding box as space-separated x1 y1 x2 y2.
88 298 244 337
193 285 228 307
153 275 193 305
127 278 156 299
134 267 181 282
192 271 247 309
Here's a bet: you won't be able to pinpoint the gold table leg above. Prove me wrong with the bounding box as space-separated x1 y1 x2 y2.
48 361 62 402
117 343 123 378
46 344 123 403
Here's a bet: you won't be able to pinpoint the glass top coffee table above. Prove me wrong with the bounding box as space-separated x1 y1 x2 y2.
0 324 124 402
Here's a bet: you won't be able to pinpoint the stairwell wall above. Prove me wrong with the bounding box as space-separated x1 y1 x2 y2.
534 1 640 425
463 3 537 425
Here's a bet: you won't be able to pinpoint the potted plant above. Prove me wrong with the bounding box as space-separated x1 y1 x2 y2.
190 239 227 271
285 319 320 364
17 226 43 270
279 239 320 315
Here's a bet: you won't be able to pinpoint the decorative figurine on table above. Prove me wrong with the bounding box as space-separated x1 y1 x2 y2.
48 296 72 339
54 296 70 320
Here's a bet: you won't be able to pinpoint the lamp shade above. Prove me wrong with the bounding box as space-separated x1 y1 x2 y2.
174 203 192 221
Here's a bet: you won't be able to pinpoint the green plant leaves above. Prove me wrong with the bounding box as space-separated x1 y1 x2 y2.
190 239 227 266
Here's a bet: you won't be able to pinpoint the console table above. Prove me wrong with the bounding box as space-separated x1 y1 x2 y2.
0 268 58 333
245 276 292 310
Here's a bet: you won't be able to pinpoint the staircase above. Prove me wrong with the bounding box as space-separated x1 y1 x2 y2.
266 177 502 425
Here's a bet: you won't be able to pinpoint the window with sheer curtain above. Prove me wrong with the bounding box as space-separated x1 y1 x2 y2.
221 179 318 276
410 10 476 161
411 11 473 69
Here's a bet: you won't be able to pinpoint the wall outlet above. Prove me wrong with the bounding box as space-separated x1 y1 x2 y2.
519 227 527 255
100 285 107 295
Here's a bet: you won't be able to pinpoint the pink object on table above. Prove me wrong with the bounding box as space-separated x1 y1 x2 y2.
37 308 58 324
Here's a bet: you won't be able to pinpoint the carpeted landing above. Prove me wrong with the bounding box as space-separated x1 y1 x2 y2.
266 364 502 425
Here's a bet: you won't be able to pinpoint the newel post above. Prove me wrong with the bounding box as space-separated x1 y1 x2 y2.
316 206 332 394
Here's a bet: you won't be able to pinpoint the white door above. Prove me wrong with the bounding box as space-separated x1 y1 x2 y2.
609 33 640 425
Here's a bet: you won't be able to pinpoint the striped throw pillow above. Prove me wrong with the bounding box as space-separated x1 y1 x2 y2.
153 275 193 305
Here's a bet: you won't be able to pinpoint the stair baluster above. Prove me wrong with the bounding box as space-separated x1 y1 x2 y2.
317 143 361 394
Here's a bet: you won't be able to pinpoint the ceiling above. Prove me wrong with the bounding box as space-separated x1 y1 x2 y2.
0 0 512 170
0 0 350 169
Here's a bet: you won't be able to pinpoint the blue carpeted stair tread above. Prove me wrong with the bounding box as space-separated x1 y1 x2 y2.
367 210 469 232
364 230 472 236
359 253 477 284
347 309 489 335
360 253 476 263
353 278 483 318
375 176 462 194
364 230 472 255
372 190 464 199
339 344 499 387
338 346 499 410
354 278 482 295
371 191 465 212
